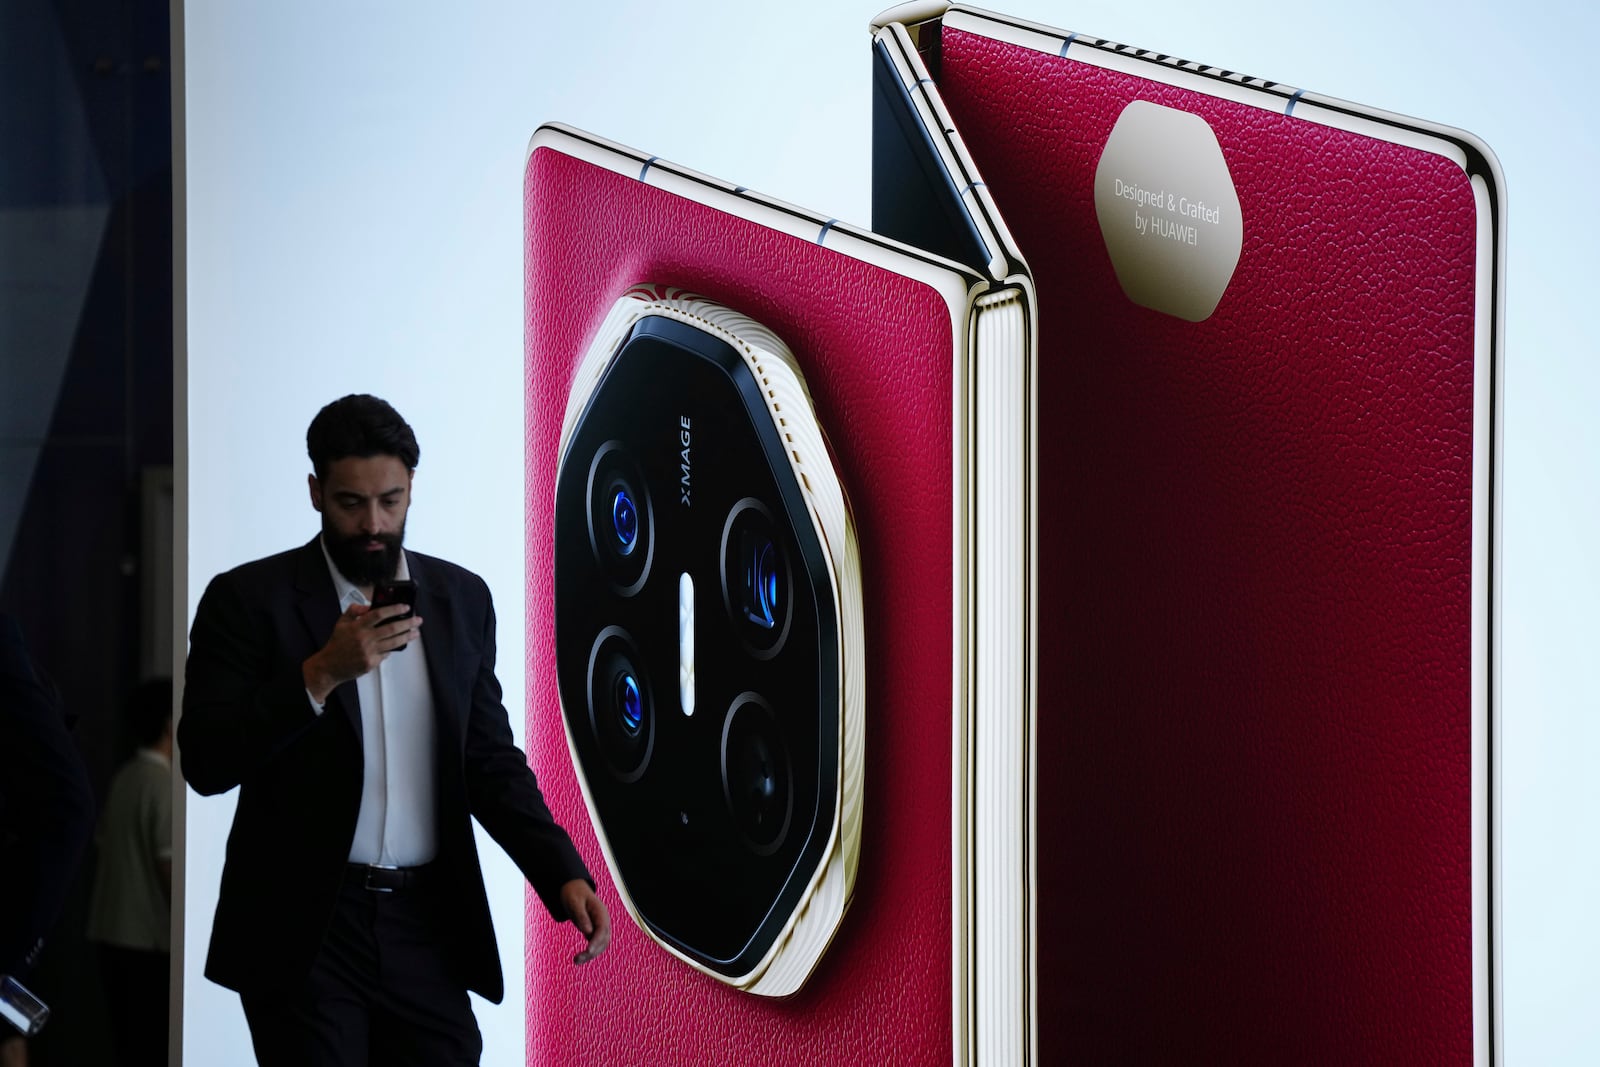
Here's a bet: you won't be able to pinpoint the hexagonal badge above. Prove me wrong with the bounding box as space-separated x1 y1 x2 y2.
1093 100 1242 322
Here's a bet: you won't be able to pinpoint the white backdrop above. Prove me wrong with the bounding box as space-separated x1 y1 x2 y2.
179 1 1599 1063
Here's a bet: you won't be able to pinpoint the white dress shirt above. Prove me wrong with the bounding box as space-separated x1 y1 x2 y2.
311 541 439 867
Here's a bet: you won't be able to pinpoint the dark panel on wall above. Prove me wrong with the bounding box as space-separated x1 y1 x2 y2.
0 0 171 1063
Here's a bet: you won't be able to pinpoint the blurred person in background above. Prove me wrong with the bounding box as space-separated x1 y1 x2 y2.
87 678 174 1067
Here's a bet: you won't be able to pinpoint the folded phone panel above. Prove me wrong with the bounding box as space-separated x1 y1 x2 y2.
875 6 1501 1063
525 123 1031 1064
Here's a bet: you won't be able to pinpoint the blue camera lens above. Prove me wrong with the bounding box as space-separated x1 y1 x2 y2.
610 487 638 555
585 630 653 781
721 501 790 656
585 445 652 596
744 536 781 630
614 671 642 734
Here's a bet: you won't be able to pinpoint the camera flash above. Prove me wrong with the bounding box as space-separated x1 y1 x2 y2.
679 571 695 716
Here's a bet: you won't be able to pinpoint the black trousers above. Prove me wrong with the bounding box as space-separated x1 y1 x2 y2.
97 944 170 1067
240 868 483 1067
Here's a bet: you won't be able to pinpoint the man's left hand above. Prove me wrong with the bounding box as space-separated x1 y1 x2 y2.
559 879 611 965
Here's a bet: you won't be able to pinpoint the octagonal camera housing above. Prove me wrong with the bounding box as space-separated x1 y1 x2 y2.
552 284 863 996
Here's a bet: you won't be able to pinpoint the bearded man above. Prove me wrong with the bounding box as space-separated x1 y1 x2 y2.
180 394 608 1066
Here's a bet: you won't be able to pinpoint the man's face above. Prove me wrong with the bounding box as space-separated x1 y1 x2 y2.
309 454 413 587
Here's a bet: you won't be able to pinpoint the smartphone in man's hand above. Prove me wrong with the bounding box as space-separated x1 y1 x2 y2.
371 579 417 651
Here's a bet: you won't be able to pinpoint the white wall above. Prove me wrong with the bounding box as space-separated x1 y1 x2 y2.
179 1 1600 1063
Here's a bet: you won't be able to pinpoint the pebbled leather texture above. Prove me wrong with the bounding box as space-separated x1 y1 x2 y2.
525 146 957 1065
940 27 1480 1065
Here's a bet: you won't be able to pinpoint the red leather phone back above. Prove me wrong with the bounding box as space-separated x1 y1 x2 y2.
939 27 1479 1064
525 143 958 1064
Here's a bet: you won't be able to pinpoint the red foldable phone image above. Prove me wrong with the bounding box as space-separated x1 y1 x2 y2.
523 123 1033 1063
871 4 1504 1064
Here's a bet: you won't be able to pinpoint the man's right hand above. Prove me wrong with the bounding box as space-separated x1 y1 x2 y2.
302 603 422 704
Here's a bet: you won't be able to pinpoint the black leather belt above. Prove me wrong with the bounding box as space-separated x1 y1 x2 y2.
346 863 433 893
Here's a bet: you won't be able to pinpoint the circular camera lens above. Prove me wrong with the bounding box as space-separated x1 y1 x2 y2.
586 627 653 782
586 443 652 596
720 695 793 855
614 670 642 734
610 486 638 555
720 499 793 658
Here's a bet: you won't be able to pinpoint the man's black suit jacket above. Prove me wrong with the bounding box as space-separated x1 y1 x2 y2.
179 538 589 1003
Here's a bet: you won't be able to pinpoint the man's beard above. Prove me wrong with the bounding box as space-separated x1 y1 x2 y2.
323 517 405 586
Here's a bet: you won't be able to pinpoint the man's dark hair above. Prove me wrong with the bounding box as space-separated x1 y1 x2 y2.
128 677 173 749
306 394 421 480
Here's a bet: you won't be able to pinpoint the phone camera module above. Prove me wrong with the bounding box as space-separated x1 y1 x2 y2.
552 291 863 993
720 694 793 856
720 499 792 658
586 626 654 782
586 443 653 595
